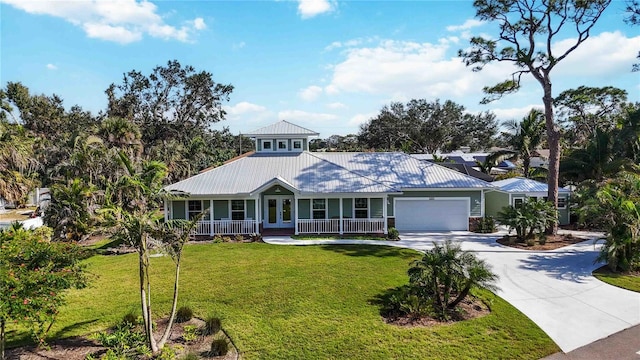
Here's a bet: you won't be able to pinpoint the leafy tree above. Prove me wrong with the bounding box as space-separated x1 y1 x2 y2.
459 0 611 234
0 119 38 204
579 171 640 272
407 240 498 319
44 179 100 242
555 86 628 146
502 109 546 178
358 99 497 153
106 60 233 154
0 225 87 360
496 198 558 242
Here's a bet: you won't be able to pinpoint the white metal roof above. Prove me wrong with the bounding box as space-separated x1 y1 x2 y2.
492 177 571 193
164 152 395 195
244 120 319 136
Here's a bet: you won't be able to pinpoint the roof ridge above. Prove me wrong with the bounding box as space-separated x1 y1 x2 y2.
304 151 398 192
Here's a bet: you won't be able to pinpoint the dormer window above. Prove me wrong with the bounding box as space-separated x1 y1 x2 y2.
277 140 288 150
293 140 302 150
262 140 272 150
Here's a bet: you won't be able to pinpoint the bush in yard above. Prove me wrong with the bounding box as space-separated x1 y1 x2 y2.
209 337 230 356
203 316 222 336
496 198 557 242
175 306 193 323
387 227 400 240
474 217 496 234
408 240 498 320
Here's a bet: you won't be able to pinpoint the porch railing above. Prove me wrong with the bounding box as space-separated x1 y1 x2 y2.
195 220 256 235
296 218 385 234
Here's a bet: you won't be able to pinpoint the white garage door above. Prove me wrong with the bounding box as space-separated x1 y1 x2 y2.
395 199 469 231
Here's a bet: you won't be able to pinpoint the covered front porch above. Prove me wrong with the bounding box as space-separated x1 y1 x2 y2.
165 186 389 236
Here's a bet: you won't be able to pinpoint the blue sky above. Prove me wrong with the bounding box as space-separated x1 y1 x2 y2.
1 0 638 138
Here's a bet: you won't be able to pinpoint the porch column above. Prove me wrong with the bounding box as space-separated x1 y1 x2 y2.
480 190 485 217
294 195 299 235
339 198 343 235
254 197 259 234
383 195 388 235
164 200 169 222
209 199 214 236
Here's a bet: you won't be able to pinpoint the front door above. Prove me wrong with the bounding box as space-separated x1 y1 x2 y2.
264 195 294 228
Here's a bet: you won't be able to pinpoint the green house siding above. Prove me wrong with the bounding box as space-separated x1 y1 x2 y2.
486 192 571 225
370 198 384 218
342 198 353 218
388 191 482 217
485 191 509 218
172 201 186 219
328 199 341 218
246 199 256 219
213 200 229 220
298 199 311 219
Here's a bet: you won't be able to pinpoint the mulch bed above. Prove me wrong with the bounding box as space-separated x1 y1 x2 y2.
382 297 490 327
496 233 589 250
6 318 238 360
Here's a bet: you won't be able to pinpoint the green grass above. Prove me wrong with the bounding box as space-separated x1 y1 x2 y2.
7 243 559 359
594 267 640 292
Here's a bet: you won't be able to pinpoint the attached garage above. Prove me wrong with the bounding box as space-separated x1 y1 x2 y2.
394 198 470 231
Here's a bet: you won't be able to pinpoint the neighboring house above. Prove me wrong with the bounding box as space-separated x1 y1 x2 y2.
411 152 517 174
484 177 571 225
164 120 493 235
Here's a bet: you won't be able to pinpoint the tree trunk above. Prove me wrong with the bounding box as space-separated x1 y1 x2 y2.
448 285 471 309
158 256 181 348
542 79 560 235
1 317 5 360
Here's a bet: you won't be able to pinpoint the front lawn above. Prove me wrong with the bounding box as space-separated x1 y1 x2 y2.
7 243 558 359
594 267 640 292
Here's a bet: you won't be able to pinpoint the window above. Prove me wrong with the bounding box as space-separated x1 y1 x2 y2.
278 140 288 150
231 200 245 220
293 140 302 150
558 197 567 209
513 198 524 208
355 198 368 218
188 200 202 220
262 140 272 150
312 199 326 219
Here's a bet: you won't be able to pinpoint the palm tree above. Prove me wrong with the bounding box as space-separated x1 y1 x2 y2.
44 178 99 242
0 119 38 204
408 240 498 319
502 109 546 178
475 149 516 175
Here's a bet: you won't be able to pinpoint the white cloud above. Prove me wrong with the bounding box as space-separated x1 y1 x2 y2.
299 85 323 101
233 41 246 50
1 0 206 44
192 17 206 30
278 110 338 122
490 105 543 123
46 63 57 70
446 19 484 32
297 0 335 19
225 101 268 116
326 102 347 110
348 112 376 127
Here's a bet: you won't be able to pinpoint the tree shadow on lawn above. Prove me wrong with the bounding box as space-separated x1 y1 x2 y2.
517 250 602 283
6 319 99 349
317 244 418 259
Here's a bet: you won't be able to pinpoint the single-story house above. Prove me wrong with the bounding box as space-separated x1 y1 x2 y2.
163 120 493 235
484 177 571 225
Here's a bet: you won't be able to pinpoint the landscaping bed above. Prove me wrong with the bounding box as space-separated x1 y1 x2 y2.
497 233 588 250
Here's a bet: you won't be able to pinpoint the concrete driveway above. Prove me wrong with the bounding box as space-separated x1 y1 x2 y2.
264 231 640 353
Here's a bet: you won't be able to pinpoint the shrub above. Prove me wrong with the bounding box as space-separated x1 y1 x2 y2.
538 235 547 245
212 234 223 243
210 337 230 356
496 198 557 242
222 236 232 243
474 217 496 233
175 306 194 323
203 316 222 335
250 233 263 242
121 311 138 326
381 285 433 319
526 238 535 247
94 321 150 358
183 325 199 342
181 352 199 360
408 240 498 320
386 227 400 240
157 345 178 360
234 234 244 242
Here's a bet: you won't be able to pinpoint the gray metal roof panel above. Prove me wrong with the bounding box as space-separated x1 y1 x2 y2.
492 177 571 193
164 152 393 195
244 120 319 136
313 152 491 189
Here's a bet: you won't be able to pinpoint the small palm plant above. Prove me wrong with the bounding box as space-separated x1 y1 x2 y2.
408 240 498 320
496 198 557 242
